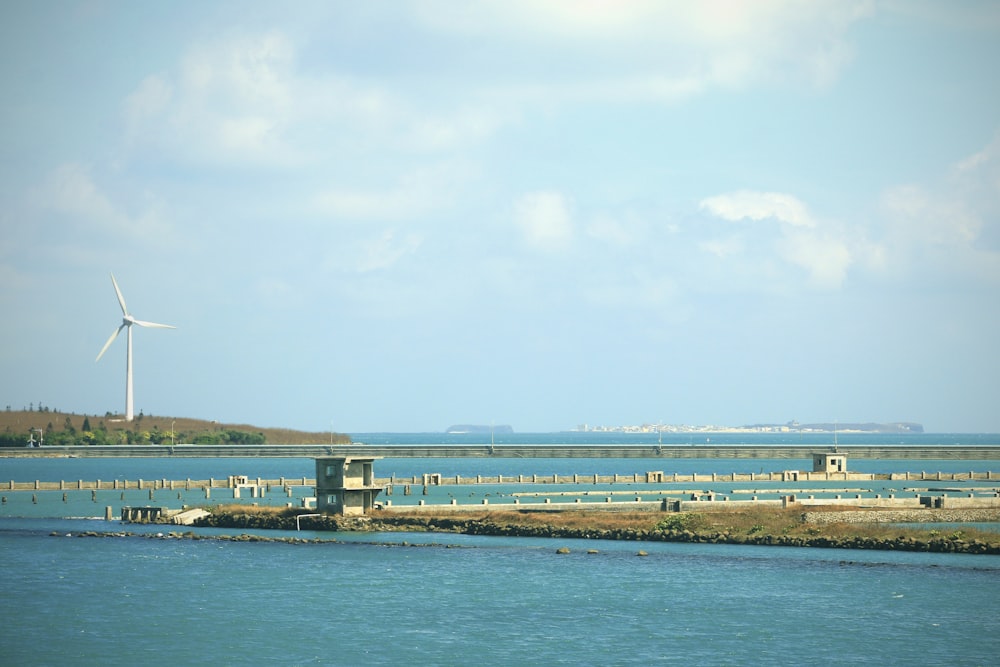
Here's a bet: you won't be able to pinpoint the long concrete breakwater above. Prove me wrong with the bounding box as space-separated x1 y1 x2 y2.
4 444 1000 459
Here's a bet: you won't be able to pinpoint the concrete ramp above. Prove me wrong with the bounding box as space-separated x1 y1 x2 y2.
170 508 210 525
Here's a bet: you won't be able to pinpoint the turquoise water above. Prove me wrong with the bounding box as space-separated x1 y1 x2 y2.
2 518 998 666
3 434 1000 665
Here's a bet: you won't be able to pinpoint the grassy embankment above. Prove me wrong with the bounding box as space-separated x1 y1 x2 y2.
193 504 1000 554
0 410 349 446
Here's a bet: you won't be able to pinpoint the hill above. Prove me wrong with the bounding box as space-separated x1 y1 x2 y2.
0 409 350 447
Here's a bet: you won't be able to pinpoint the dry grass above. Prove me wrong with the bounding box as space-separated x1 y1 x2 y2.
385 505 1000 545
195 504 1000 551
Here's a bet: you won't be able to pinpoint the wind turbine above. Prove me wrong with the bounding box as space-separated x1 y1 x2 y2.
95 273 175 421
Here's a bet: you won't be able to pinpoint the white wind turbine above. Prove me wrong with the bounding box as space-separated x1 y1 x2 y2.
95 273 175 421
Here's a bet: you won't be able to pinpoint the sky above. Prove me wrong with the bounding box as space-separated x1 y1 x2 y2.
1 1 999 434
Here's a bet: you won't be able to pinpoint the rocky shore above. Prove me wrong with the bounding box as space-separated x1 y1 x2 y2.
189 507 1000 555
803 508 1000 524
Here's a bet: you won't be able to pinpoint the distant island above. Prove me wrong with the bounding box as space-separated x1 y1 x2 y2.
446 424 514 434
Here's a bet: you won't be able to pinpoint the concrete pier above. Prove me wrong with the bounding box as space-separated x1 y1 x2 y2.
3 469 1000 492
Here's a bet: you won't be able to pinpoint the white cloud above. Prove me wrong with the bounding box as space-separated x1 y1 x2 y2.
123 32 369 167
585 213 636 247
776 230 853 289
699 190 815 227
414 0 873 99
124 75 173 139
354 230 423 273
700 188 866 289
407 106 515 152
513 191 573 250
312 164 469 222
881 185 981 247
699 236 743 259
35 163 172 243
879 134 1000 282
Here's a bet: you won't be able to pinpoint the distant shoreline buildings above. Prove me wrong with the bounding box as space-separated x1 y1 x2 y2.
572 421 924 434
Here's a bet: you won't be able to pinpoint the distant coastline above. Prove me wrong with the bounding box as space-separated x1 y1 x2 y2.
445 424 514 434
573 421 924 435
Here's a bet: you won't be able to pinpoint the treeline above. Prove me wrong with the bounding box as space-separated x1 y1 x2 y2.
0 415 265 447
0 409 350 446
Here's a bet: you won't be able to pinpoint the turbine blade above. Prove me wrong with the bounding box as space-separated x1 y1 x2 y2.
110 273 128 316
132 319 176 329
96 324 125 361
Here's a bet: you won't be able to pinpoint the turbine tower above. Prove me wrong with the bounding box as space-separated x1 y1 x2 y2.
95 273 175 421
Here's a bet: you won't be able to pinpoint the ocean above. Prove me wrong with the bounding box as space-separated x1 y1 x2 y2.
2 433 999 665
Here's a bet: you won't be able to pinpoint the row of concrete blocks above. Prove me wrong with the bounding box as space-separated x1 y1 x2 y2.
2 477 316 491
6 470 1000 491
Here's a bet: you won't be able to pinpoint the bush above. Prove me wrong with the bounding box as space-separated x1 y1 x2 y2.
655 513 708 532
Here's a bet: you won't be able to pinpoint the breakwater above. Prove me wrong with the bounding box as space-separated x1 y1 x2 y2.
804 508 1000 524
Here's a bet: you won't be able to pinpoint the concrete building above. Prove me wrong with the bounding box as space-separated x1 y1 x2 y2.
812 452 847 474
315 456 383 516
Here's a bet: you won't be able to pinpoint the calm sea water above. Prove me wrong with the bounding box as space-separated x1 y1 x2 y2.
2 433 999 665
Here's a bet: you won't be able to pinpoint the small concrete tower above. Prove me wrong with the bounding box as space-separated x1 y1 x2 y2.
315 457 383 516
812 452 847 474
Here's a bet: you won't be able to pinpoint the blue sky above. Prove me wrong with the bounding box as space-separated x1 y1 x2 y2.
2 1 998 433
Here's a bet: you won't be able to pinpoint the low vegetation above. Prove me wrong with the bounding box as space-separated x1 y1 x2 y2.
0 408 350 446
